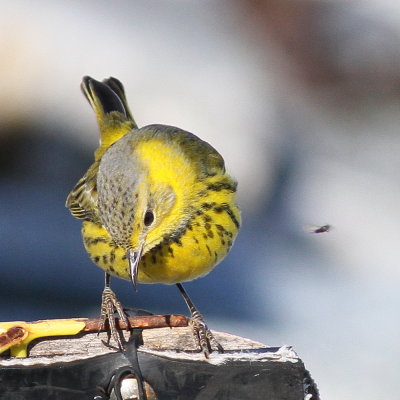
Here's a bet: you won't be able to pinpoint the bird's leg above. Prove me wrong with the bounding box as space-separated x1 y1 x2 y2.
176 283 223 358
99 273 130 350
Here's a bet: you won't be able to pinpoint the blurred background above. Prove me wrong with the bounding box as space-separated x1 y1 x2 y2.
1 0 400 398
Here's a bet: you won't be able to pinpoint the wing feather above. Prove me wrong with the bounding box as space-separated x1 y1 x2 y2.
66 161 100 223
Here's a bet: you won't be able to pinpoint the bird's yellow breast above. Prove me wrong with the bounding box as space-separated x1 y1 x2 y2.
81 172 240 284
138 174 240 283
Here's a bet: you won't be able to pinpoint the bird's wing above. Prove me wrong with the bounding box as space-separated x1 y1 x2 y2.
66 161 100 223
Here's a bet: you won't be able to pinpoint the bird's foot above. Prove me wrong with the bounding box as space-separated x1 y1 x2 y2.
189 311 224 358
99 286 130 350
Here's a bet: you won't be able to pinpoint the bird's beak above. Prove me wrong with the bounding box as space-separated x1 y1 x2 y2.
128 244 144 291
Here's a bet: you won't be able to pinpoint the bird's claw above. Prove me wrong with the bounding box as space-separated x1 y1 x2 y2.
189 312 223 358
99 286 130 350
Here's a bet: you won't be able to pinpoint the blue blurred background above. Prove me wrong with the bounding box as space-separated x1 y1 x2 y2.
1 1 400 398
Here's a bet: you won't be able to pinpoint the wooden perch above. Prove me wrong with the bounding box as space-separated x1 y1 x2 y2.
0 316 319 400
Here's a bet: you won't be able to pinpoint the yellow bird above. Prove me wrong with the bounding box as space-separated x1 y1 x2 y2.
66 77 240 356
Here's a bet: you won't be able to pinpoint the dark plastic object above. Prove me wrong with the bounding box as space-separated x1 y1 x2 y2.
0 331 319 400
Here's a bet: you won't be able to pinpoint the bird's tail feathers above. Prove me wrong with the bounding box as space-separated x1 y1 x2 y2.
81 76 138 156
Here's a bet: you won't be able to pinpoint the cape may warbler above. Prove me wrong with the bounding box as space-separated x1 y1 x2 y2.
66 77 240 355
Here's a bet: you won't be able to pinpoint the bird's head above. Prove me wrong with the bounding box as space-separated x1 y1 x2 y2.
97 127 198 290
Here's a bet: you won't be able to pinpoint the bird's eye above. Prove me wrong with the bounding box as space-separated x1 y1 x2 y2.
144 210 155 226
